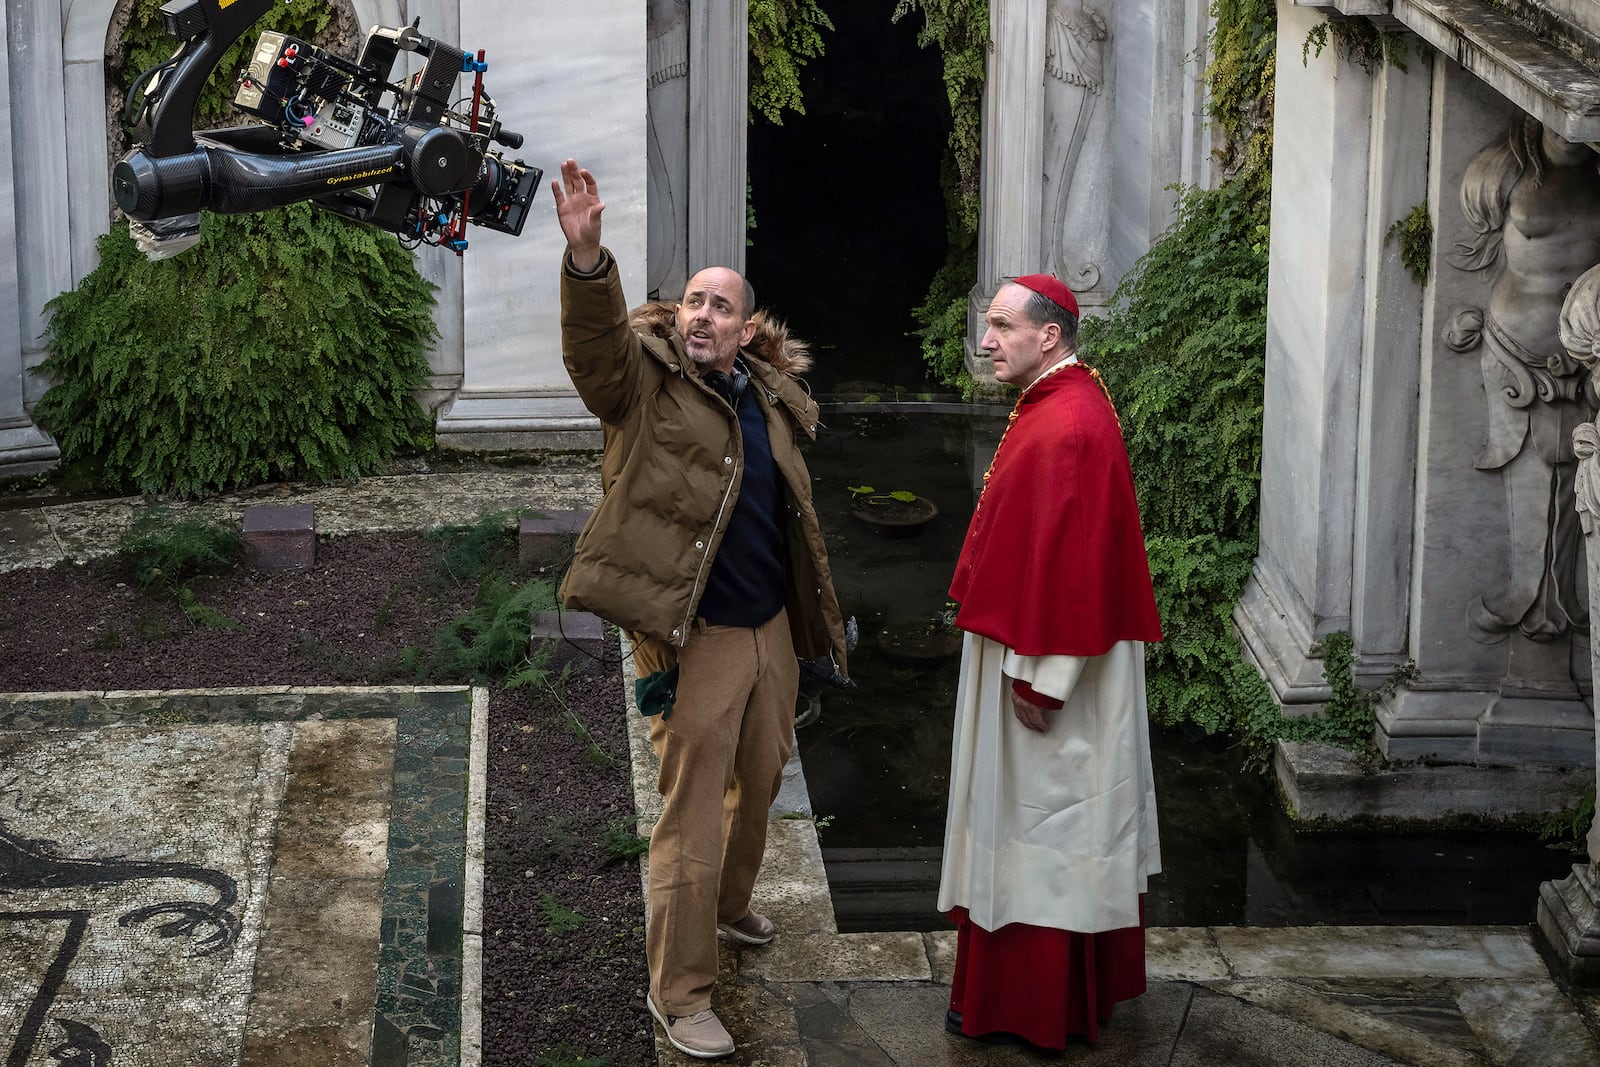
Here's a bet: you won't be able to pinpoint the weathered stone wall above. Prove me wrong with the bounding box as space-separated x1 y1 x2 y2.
1242 0 1600 772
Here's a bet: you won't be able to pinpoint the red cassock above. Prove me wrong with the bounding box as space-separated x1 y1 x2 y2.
949 362 1161 655
945 361 1161 1049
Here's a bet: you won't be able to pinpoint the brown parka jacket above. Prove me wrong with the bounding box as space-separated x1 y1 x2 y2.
557 251 850 679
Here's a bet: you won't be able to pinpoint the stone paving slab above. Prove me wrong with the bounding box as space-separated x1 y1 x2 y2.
0 686 482 1067
1172 987 1405 1066
0 466 605 572
0 507 61 572
618 613 1600 1066
1454 979 1600 1064
1210 926 1548 980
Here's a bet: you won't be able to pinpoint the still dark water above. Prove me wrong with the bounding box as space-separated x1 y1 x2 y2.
746 2 950 395
797 410 1580 931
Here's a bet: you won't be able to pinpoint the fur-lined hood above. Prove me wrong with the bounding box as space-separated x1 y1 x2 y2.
628 301 813 376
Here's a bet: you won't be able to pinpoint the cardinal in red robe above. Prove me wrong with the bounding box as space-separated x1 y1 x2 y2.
939 273 1163 1049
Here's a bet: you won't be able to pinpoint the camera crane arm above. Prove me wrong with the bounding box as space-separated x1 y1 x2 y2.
112 0 539 258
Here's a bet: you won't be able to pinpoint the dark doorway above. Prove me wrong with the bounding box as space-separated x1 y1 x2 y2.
746 4 950 396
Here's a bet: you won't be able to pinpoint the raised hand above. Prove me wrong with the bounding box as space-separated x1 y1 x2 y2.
551 158 605 272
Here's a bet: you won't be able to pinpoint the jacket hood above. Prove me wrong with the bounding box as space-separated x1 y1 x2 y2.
628 301 814 376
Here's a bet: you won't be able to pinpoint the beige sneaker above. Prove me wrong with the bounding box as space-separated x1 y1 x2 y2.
647 995 736 1059
717 910 776 945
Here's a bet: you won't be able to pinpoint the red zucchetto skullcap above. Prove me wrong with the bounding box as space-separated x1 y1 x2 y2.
1012 273 1079 319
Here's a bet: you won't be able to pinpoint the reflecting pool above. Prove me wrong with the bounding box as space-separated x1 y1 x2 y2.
798 408 1579 932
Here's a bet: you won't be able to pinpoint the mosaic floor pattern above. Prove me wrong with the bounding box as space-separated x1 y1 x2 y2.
0 686 479 1067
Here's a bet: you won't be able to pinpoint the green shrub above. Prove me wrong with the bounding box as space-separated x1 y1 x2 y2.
37 0 436 497
1082 176 1271 735
35 204 437 496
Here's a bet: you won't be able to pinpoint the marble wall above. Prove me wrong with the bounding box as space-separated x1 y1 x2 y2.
968 0 1210 378
1242 0 1600 769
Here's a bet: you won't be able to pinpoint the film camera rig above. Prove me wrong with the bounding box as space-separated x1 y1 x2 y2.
112 0 541 259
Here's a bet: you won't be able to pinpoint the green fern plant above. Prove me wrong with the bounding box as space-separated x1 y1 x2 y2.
1302 18 1409 76
114 508 244 628
1206 0 1277 178
35 204 437 497
600 818 651 863
749 0 835 124
1081 177 1270 736
1385 202 1433 286
539 892 587 935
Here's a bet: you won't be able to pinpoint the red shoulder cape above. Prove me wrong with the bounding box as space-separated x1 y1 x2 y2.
949 364 1162 657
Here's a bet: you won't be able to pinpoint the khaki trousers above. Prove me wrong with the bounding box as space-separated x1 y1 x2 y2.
647 608 798 1015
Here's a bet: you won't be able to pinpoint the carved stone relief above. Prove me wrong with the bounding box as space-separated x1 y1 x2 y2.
1446 118 1600 696
647 0 690 299
1041 0 1107 292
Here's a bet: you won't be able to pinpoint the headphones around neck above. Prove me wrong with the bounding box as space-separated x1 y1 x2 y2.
704 364 749 403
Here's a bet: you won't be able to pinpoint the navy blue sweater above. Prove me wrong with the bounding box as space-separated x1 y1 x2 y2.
697 382 785 627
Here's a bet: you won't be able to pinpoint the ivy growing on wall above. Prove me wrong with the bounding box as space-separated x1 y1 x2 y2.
1072 0 1289 747
1386 202 1433 286
892 0 991 393
749 0 835 124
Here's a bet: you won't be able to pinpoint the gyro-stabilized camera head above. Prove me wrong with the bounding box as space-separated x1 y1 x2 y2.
112 0 541 259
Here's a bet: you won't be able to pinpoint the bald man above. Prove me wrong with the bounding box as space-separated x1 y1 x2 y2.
550 160 848 1059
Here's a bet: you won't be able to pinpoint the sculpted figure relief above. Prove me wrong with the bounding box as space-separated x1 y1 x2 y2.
1446 118 1600 660
1041 0 1107 292
1564 265 1600 546
647 0 690 299
1561 267 1600 859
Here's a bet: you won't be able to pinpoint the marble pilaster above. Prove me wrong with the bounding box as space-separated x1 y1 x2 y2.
969 0 1199 375
7 0 73 407
971 0 1047 385
687 0 747 276
1535 413 1600 983
1350 42 1434 675
1 0 59 474
1235 0 1378 709
1106 0 1188 292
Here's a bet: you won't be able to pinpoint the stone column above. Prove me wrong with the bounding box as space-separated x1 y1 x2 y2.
1105 0 1187 290
647 0 691 300
971 0 1047 384
687 0 747 275
969 0 1197 377
1234 0 1379 708
1 0 64 474
1536 263 1600 982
